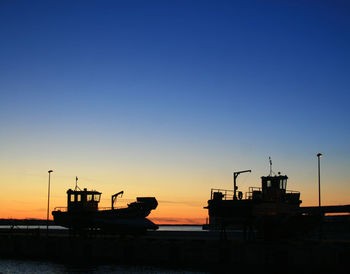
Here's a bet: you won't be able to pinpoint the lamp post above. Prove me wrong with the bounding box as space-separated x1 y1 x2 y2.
317 153 323 207
47 170 53 236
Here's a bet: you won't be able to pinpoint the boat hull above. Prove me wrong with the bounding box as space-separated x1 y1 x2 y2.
52 209 158 232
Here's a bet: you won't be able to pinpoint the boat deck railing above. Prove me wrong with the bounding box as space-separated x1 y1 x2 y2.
245 187 300 200
53 206 126 212
210 189 234 200
210 187 300 201
245 187 261 199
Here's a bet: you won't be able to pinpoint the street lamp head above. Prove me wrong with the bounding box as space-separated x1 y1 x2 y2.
317 153 323 158
48 170 53 173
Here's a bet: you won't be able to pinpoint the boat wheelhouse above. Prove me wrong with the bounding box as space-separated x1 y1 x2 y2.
66 188 101 213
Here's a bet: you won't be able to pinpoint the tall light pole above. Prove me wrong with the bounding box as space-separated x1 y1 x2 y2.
317 153 323 207
47 170 53 236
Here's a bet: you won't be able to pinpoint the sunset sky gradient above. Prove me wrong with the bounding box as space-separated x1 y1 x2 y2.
0 0 349 224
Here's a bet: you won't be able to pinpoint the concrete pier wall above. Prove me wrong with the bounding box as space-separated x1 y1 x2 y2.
0 232 349 272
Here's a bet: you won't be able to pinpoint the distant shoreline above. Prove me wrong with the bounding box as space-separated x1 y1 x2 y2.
0 219 202 226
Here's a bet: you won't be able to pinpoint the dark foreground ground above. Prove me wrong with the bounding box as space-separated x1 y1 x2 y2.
0 227 350 274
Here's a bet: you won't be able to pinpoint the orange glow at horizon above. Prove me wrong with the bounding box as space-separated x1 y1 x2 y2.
0 200 208 225
3 191 350 225
0 163 349 224
0 186 208 224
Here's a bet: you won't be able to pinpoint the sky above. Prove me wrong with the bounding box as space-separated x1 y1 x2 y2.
0 0 349 224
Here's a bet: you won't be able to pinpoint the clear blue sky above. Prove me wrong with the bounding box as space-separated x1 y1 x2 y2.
0 0 349 220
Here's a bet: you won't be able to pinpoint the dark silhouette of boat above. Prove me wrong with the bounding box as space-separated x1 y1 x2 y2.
52 179 158 233
203 159 321 238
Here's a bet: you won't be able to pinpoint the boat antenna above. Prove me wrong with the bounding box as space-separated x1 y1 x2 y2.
269 157 275 176
75 176 81 191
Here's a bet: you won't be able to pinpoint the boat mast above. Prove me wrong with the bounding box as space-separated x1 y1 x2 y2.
269 157 276 176
74 176 81 191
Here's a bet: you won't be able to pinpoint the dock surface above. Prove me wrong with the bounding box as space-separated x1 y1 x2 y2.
0 227 350 273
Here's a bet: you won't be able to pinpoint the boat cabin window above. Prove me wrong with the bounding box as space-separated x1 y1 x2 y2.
87 194 93 202
280 179 287 190
69 194 82 202
267 180 272 188
93 194 101 202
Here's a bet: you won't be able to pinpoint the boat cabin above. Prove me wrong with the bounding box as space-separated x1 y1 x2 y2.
251 175 300 204
259 175 288 201
67 188 101 213
262 175 288 192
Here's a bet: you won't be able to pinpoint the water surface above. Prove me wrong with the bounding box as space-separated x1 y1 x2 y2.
0 259 208 273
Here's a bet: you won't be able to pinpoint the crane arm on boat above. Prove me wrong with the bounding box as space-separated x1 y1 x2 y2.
233 170 251 200
112 191 124 210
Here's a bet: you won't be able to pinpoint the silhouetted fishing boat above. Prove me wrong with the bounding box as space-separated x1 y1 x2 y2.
203 159 321 238
52 178 158 233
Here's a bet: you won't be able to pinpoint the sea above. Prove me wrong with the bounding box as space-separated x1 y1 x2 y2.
0 225 209 274
0 259 208 274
